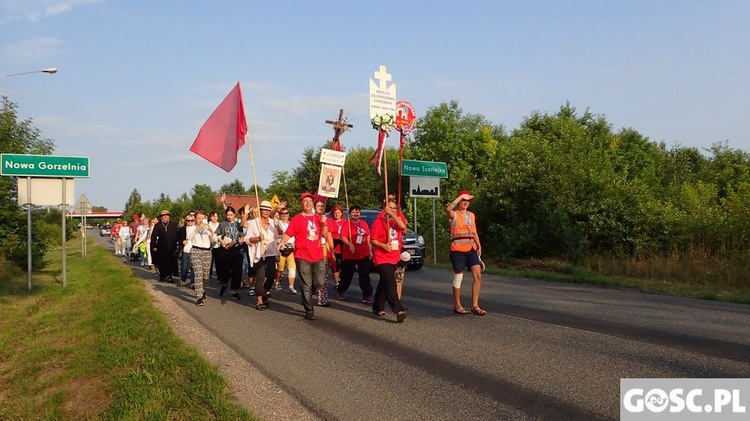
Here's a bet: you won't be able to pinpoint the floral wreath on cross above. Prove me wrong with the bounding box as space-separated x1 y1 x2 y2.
371 114 395 136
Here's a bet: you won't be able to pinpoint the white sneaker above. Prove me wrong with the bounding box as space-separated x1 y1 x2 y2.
288 287 298 294
274 282 282 291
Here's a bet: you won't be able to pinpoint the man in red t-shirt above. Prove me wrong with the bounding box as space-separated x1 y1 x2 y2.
370 200 408 323
128 214 141 246
277 192 329 320
337 205 373 303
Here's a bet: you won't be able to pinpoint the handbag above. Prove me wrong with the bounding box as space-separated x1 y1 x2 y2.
280 244 294 257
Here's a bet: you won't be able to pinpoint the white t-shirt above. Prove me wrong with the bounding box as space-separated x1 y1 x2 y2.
246 218 280 262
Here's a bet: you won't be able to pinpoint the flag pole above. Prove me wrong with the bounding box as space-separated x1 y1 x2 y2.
245 131 264 248
382 131 389 204
341 166 353 245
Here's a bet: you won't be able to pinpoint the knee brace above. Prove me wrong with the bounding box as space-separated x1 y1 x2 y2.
287 267 296 279
452 273 464 289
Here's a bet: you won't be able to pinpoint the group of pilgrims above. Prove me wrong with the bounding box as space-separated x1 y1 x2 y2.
115 188 486 323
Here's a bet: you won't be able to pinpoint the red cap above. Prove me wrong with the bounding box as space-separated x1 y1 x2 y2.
300 192 314 201
312 194 327 204
458 189 472 198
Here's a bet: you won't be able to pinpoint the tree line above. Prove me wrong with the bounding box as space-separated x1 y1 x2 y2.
4 98 748 285
124 100 750 284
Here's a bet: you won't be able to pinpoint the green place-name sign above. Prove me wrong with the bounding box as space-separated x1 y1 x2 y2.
1 154 90 178
401 159 448 178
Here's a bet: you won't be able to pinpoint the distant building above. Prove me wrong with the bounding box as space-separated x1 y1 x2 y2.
217 194 260 211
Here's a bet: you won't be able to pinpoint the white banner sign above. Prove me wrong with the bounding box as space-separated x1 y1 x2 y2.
369 65 397 120
320 148 347 167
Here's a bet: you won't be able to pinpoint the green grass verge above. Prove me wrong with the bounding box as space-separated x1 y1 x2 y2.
426 260 750 305
0 235 257 420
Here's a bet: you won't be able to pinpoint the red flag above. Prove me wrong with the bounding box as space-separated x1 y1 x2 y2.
369 130 387 176
190 82 247 172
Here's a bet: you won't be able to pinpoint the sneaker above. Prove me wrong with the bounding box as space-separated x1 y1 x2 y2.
232 292 241 301
288 287 298 294
196 298 204 306
317 302 331 307
304 312 317 320
361 296 374 304
274 282 282 291
247 289 255 296
397 310 407 323
337 292 345 300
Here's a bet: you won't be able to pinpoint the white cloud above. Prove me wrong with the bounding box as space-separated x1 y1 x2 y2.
0 0 100 22
1 37 65 63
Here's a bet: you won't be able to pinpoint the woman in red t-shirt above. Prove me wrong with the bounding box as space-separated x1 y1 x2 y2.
338 205 373 302
328 205 345 290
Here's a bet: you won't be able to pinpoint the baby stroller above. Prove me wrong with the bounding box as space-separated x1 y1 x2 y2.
130 242 145 262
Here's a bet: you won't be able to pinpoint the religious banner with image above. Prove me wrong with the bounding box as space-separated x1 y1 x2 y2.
317 164 342 198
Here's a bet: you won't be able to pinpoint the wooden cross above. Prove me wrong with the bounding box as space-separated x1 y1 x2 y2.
325 108 353 151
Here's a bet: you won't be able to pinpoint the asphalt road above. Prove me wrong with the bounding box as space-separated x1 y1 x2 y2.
90 230 750 420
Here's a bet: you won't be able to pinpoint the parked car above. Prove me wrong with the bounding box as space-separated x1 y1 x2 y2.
358 209 425 270
99 224 112 237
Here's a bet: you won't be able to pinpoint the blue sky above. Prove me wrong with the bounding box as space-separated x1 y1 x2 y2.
2 0 748 211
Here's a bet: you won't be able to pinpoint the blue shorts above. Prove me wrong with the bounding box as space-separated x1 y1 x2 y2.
450 249 481 272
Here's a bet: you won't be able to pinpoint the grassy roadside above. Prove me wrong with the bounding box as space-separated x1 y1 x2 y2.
437 258 750 305
0 235 256 420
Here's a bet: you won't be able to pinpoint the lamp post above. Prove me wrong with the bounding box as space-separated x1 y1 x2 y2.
3 67 58 111
2 67 58 290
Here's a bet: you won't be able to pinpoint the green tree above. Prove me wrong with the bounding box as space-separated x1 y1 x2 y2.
0 101 56 269
267 170 301 212
219 179 248 195
191 184 219 214
123 189 143 216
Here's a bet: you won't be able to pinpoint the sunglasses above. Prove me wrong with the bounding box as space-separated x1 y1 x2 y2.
279 212 289 215
186 219 195 222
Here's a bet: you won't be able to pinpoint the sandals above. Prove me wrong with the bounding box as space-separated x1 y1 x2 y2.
255 303 267 311
374 310 387 317
453 306 469 315
471 306 487 316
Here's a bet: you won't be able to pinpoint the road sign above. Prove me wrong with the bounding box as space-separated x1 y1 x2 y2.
410 177 440 198
1 154 90 178
401 159 448 178
76 193 92 211
17 178 75 205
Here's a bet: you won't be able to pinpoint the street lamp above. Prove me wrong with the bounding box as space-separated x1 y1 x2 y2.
3 67 58 111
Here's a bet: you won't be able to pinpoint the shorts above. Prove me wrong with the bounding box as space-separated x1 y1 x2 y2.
278 252 296 271
450 249 481 272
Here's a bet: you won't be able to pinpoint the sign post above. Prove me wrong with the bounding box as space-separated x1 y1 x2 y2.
76 194 92 257
1 153 90 289
401 159 448 264
26 178 32 290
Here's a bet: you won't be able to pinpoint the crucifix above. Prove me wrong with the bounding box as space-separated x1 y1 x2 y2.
325 108 353 152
